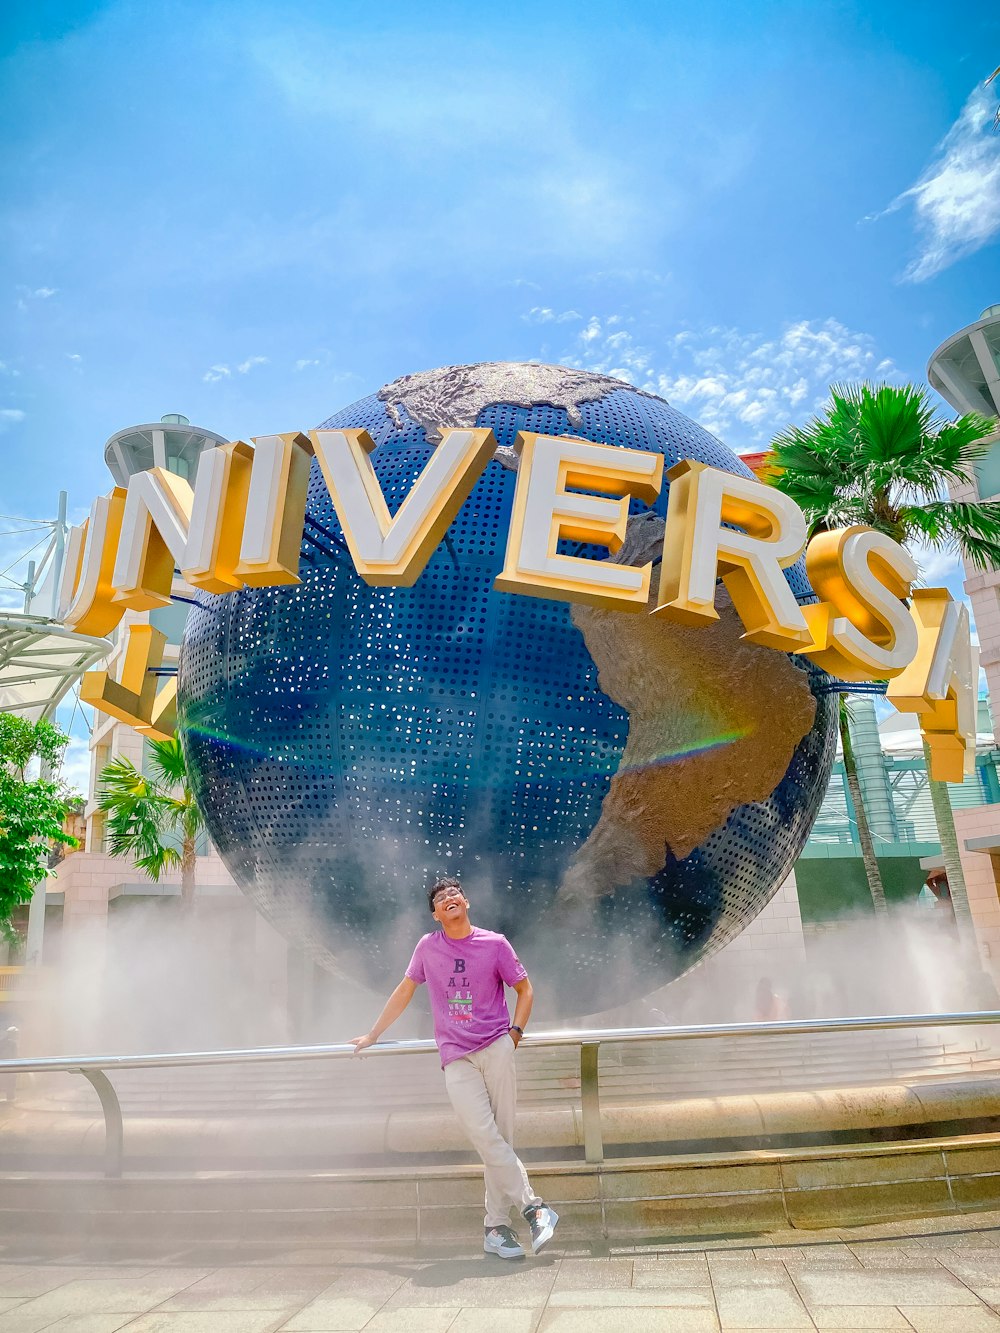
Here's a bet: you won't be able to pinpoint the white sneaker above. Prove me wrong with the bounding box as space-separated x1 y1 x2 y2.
483 1225 525 1259
523 1203 559 1253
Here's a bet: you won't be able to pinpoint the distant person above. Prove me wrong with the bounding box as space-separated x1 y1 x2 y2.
754 977 789 1022
351 875 559 1260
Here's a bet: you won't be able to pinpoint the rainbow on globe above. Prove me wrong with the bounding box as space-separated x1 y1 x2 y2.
59 421 975 781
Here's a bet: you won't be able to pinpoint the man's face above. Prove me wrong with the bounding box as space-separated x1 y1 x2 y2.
431 884 469 926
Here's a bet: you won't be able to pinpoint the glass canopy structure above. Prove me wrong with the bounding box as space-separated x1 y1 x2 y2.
0 613 110 723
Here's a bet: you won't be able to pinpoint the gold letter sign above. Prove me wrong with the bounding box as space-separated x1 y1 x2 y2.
68 431 979 780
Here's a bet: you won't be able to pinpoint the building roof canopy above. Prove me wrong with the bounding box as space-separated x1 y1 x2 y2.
0 613 111 722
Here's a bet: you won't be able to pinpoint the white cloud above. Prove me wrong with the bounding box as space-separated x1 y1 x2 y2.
911 541 965 585
521 307 582 325
294 358 321 371
0 408 26 430
552 315 898 449
883 83 1000 282
67 352 82 363
205 357 267 382
15 285 58 310
579 316 603 344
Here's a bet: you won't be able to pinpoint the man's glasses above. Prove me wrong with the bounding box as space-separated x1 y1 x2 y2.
432 887 465 905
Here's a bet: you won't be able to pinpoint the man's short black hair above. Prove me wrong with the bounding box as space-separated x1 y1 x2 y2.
428 874 463 913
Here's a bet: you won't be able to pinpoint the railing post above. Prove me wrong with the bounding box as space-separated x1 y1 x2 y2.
580 1040 603 1163
79 1068 124 1178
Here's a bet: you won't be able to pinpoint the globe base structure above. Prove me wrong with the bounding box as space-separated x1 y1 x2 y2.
178 362 837 1014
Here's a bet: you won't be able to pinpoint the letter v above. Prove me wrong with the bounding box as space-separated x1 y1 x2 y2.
309 427 497 586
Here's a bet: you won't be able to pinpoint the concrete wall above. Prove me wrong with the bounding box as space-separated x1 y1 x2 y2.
953 804 1000 983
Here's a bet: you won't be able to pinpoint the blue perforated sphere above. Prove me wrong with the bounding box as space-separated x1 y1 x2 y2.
178 363 836 1012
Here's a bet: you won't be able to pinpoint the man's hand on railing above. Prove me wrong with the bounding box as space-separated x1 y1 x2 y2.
349 979 416 1056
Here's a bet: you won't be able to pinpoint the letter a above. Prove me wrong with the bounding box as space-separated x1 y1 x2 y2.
887 590 978 782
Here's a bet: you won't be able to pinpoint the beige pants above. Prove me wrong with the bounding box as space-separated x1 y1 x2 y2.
443 1032 542 1228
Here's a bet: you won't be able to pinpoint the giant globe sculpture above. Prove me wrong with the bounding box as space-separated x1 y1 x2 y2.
178 363 837 1013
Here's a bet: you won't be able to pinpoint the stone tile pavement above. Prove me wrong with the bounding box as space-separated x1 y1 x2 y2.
10 1210 1000 1331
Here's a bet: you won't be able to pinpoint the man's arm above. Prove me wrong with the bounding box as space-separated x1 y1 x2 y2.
351 976 418 1053
509 976 533 1047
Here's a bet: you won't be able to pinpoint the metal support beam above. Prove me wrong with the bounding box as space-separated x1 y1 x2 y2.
970 328 1000 417
79 1068 124 1178
580 1040 603 1163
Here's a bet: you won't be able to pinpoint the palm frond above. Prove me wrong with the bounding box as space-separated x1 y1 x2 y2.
145 737 188 791
900 500 1000 572
854 382 932 462
97 749 189 882
96 757 154 806
103 801 171 871
842 384 950 497
768 421 858 525
886 413 999 497
133 846 182 881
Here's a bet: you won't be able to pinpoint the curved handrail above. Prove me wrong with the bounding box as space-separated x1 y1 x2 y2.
3 1009 999 1177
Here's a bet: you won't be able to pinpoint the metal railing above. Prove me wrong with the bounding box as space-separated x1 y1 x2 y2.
2 1009 1000 1177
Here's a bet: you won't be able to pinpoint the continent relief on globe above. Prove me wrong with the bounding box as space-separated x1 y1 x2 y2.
558 512 817 906
378 361 653 467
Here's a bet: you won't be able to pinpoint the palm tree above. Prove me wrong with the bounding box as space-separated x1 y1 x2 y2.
97 737 205 910
767 382 1000 930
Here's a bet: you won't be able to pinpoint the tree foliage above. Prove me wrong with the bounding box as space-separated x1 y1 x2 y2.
769 382 1000 568
97 737 205 908
0 714 76 943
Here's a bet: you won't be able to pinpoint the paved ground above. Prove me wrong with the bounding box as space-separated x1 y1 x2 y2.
10 1211 1000 1331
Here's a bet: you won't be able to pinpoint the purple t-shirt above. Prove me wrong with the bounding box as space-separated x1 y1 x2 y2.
406 926 527 1067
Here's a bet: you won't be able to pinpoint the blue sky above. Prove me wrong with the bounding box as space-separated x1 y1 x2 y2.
1 0 999 776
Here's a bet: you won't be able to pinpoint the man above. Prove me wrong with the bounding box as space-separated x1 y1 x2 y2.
351 875 559 1259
